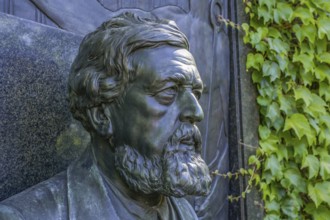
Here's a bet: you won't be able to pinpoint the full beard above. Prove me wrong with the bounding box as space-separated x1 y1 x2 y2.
114 124 212 198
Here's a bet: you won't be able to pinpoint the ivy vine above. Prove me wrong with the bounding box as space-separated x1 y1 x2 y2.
242 0 330 219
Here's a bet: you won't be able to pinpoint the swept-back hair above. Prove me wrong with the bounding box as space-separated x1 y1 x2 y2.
68 12 189 131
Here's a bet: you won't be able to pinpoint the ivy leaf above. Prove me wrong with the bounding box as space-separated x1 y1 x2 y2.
304 203 315 217
249 27 268 51
276 55 288 72
255 41 268 53
316 52 330 65
262 61 281 82
313 0 330 12
315 181 330 205
276 144 289 161
265 200 280 213
300 69 314 86
317 15 330 40
260 182 270 200
285 63 298 80
241 23 249 33
315 38 327 54
309 118 320 134
320 154 330 180
313 206 330 220
284 168 306 192
257 96 271 106
252 70 263 83
250 31 262 45
314 147 328 156
242 23 251 44
268 109 284 132
268 27 281 38
263 170 275 184
300 41 313 55
319 82 330 102
319 115 330 129
308 182 330 207
268 38 289 56
293 24 316 43
259 79 275 97
318 183 330 202
319 128 330 148
274 3 293 23
308 184 321 207
292 52 314 73
281 198 299 219
258 5 272 24
259 0 275 10
294 87 313 106
246 53 264 71
259 125 271 140
278 94 295 115
264 214 281 220
305 203 330 220
293 138 308 159
293 6 314 25
302 155 320 179
283 113 316 145
259 134 279 154
248 155 261 169
305 94 326 117
257 27 269 39
315 64 330 82
265 154 282 179
302 24 316 43
293 24 303 43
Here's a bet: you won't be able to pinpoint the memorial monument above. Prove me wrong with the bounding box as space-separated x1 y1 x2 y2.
0 12 213 219
1 0 237 219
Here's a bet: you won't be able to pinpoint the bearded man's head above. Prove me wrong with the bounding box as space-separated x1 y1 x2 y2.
68 12 212 197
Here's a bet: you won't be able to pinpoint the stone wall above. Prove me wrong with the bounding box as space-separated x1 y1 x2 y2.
0 13 89 201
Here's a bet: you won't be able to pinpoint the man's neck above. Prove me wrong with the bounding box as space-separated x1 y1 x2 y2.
90 134 164 207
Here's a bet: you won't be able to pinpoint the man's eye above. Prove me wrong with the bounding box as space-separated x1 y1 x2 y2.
193 90 202 100
154 86 178 105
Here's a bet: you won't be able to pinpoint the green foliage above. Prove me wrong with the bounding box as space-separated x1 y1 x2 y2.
212 151 259 202
243 0 330 218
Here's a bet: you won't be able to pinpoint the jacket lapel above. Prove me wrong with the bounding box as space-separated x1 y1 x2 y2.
67 147 120 220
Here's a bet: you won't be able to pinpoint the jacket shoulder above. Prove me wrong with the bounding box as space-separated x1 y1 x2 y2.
0 204 24 220
0 171 68 220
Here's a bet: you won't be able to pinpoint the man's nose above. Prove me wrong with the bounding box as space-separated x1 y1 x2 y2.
179 90 204 123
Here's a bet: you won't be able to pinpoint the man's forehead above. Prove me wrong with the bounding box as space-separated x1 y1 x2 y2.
133 46 196 64
169 49 196 65
132 46 202 83
156 64 202 85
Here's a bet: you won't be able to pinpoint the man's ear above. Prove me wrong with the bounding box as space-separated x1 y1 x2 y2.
86 104 113 138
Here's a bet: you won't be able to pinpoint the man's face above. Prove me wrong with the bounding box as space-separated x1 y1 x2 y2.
110 46 204 158
109 46 211 197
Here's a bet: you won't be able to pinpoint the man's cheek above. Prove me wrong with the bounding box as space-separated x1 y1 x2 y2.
142 96 170 117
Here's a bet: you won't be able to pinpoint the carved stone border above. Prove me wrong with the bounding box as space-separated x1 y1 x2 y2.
228 0 264 219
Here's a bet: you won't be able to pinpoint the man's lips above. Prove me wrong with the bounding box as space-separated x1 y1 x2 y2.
179 137 196 152
169 123 202 153
180 139 194 146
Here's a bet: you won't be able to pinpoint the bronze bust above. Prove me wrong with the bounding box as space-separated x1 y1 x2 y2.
0 12 212 219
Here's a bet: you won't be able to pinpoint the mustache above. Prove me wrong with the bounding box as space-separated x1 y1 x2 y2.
167 123 202 154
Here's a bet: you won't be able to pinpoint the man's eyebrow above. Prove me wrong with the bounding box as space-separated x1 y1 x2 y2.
148 73 186 91
193 80 203 90
147 72 203 92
